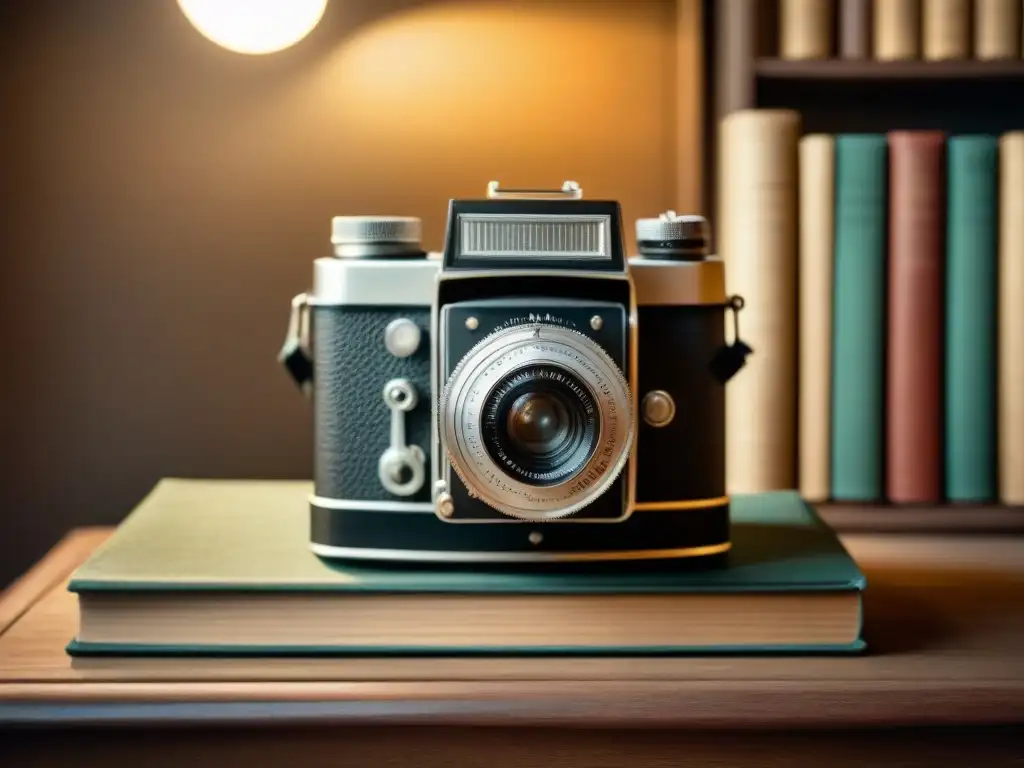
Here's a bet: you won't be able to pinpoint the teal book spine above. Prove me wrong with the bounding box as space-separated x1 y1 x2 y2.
831 135 888 500
945 136 999 501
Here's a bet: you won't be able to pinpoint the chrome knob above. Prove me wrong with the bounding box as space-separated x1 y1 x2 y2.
642 390 676 428
384 318 422 358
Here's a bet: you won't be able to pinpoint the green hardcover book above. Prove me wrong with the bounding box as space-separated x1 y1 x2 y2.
831 134 888 501
946 136 999 501
67 480 866 656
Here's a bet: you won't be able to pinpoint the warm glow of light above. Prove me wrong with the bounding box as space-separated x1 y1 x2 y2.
177 0 327 55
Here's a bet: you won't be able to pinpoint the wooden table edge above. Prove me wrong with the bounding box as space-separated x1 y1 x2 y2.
2 679 1023 729
4 526 1024 730
0 529 111 636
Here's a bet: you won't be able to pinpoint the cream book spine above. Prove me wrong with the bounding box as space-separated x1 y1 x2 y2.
1000 132 1024 504
874 0 922 59
798 135 835 502
974 0 1022 59
780 0 835 58
922 0 970 59
719 109 801 493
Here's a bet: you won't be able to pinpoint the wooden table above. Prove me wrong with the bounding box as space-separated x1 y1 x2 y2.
2 527 1023 766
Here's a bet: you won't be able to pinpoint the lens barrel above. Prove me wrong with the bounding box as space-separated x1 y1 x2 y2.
481 364 600 487
439 322 633 522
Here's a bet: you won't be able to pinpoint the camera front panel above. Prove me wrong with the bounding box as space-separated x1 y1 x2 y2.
437 297 632 523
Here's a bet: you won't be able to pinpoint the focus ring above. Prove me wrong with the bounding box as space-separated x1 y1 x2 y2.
439 322 633 522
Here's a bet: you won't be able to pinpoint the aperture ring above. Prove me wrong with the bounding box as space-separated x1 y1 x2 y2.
439 323 634 521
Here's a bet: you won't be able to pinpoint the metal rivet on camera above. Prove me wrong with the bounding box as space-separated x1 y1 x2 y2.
590 315 603 331
465 317 479 331
528 531 543 545
642 390 676 428
384 318 421 358
436 492 455 518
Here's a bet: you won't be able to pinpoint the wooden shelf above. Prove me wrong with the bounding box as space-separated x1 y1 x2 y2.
818 503 1024 534
3 527 1024 737
756 58 1024 81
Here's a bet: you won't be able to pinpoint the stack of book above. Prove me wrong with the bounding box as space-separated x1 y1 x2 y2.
718 111 1023 506
774 0 1023 61
65 480 867 658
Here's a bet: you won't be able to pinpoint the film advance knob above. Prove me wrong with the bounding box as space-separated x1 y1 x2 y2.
330 216 424 259
635 211 711 260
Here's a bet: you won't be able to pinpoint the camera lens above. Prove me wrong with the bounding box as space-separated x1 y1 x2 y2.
507 393 568 454
481 365 599 486
439 322 633 521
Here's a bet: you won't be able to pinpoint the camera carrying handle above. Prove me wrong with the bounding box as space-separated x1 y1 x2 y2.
279 293 313 395
485 180 583 200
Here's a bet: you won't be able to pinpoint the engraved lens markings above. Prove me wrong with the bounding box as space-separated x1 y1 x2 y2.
480 364 598 486
439 323 633 521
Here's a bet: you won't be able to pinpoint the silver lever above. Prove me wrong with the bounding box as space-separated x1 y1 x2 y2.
377 379 426 497
485 180 583 200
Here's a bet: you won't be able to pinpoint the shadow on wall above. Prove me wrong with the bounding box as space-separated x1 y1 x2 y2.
0 0 687 587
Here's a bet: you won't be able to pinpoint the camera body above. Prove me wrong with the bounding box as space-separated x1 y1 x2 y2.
281 182 747 565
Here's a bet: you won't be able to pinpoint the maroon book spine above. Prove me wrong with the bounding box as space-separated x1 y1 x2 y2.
886 131 945 503
840 0 872 58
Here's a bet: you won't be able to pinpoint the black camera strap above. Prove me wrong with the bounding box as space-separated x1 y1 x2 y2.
279 292 313 394
710 295 753 384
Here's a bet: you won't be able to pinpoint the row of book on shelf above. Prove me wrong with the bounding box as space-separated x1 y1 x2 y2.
772 0 1024 61
718 109 1023 506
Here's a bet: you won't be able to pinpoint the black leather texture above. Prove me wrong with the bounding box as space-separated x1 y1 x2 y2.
312 306 432 502
635 305 727 503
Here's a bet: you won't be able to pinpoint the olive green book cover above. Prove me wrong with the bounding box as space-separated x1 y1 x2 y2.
67 480 866 655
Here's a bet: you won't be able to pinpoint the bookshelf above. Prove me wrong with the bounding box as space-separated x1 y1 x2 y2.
704 0 1024 532
818 502 1024 533
705 1 1024 215
755 58 1024 80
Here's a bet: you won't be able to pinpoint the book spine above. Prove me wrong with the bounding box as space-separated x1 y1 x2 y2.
831 135 888 501
719 109 801 493
715 0 757 120
945 136 999 502
780 0 835 58
758 0 782 57
887 131 945 504
1000 132 1024 505
974 0 1022 59
923 0 971 59
798 134 835 502
840 0 873 57
874 0 922 59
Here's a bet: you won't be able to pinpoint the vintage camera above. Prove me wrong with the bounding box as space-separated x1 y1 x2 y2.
280 181 749 565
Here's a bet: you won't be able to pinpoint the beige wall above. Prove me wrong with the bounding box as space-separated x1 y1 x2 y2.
0 0 702 585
